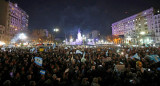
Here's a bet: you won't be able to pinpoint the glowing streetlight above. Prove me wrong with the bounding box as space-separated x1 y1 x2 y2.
53 28 59 32
101 40 104 43
18 33 27 40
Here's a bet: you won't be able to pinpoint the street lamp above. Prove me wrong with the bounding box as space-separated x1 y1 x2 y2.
82 35 86 46
53 28 59 32
53 28 59 44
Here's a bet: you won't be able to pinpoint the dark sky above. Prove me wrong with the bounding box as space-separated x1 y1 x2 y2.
9 0 160 37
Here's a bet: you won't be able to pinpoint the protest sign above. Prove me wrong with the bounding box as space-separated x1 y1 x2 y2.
39 48 44 52
115 65 125 72
102 57 112 62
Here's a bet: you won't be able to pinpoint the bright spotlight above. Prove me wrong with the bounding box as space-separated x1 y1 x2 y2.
0 41 5 45
19 33 27 40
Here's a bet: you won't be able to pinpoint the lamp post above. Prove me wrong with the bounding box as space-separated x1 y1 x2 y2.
53 28 59 45
82 35 86 47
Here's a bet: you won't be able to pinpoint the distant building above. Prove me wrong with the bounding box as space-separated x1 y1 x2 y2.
91 30 100 39
31 29 54 44
112 7 160 45
86 30 100 40
0 0 29 43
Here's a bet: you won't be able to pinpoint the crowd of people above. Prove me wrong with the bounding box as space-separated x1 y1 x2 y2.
0 46 160 86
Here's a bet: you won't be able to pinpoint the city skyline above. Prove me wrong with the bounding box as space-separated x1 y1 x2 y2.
7 0 160 36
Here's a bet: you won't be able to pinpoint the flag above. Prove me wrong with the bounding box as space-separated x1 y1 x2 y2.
157 67 160 71
76 50 83 54
149 55 160 63
106 50 108 56
131 53 140 60
34 57 43 66
125 54 128 58
31 48 35 52
1 47 5 51
64 47 68 49
40 70 46 75
146 50 149 52
81 52 86 63
117 49 120 53
127 49 130 52
53 44 56 49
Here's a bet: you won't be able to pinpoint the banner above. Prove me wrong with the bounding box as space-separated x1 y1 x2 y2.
39 48 44 52
34 57 43 66
102 57 111 62
40 70 46 75
1 47 5 51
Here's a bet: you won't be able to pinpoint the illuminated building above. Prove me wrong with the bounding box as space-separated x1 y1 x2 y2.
0 0 29 43
112 7 160 45
0 25 6 42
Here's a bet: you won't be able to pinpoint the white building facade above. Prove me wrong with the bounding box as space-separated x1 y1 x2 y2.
112 7 160 45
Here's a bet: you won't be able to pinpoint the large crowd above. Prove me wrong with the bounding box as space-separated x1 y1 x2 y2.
0 46 160 86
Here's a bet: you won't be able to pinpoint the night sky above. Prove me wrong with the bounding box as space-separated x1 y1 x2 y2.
9 0 160 37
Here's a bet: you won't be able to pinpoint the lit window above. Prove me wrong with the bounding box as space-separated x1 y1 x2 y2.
144 22 147 24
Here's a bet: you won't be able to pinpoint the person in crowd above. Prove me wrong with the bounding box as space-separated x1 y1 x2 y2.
0 46 160 86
